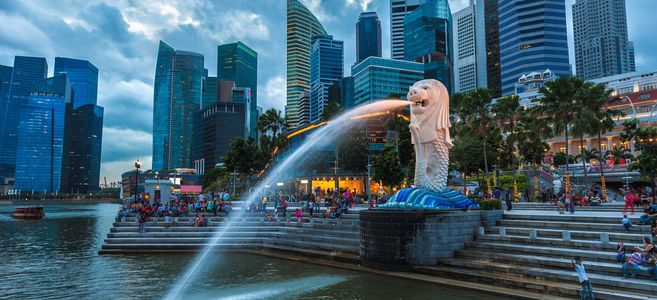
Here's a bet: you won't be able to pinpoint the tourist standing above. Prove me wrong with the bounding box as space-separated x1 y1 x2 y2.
503 188 512 211
624 190 636 215
572 256 594 299
568 194 576 214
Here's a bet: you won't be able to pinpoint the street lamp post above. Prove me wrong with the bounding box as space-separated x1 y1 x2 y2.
134 158 141 203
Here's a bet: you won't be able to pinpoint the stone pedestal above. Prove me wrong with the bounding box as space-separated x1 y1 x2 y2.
359 209 480 266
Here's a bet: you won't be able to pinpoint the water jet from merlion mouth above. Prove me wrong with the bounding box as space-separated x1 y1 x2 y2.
164 99 411 300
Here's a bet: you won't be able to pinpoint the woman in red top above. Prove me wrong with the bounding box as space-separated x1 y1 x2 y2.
624 191 636 215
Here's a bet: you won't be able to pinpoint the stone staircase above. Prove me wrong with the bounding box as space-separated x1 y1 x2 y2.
420 212 657 299
99 212 361 262
512 202 627 212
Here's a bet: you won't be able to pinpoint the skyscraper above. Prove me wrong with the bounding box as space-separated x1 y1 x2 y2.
475 0 501 97
628 41 636 72
14 75 70 192
390 0 423 60
573 0 635 79
310 35 344 124
453 2 485 93
0 56 47 180
498 0 571 96
404 0 453 92
217 42 258 137
356 12 382 63
287 0 327 129
352 57 424 105
152 41 204 171
54 57 98 108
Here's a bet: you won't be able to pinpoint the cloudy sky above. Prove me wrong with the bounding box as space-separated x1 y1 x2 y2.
0 0 655 183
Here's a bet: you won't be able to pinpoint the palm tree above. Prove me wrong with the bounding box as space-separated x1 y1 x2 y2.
256 108 285 149
453 88 494 174
515 112 551 166
492 94 522 168
535 76 586 177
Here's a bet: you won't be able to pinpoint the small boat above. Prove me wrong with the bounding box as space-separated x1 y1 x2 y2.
11 206 45 219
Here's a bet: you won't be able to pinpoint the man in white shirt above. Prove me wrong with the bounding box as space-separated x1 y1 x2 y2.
572 256 595 300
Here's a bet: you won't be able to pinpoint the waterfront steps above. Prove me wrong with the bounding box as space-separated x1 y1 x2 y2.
437 211 657 299
99 213 361 259
512 202 630 211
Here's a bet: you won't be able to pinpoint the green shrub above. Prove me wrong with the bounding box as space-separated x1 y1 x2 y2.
474 198 502 210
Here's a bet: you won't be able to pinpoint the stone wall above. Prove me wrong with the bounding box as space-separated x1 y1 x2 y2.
359 210 481 266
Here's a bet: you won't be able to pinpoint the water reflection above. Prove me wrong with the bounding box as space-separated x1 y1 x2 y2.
0 204 503 299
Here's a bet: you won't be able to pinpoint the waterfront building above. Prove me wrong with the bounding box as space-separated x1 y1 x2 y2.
403 0 453 92
356 12 382 63
0 56 47 180
14 75 70 192
54 57 98 108
573 0 635 80
475 0 502 97
352 57 424 105
61 104 104 194
152 41 204 171
297 90 311 128
286 0 327 129
453 2 485 93
390 0 422 60
310 35 344 124
498 0 571 96
340 76 355 109
510 69 557 108
217 42 258 138
193 102 246 173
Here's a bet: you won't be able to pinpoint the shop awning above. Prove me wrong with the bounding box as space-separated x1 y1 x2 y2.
179 185 202 194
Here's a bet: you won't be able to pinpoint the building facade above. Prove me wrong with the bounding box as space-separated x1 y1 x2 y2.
390 0 422 60
14 76 71 192
310 35 344 124
54 57 98 109
0 56 47 180
352 57 424 105
286 0 327 129
498 0 571 96
403 0 453 92
475 0 502 97
217 42 258 138
356 12 382 64
152 41 205 171
453 2 484 93
193 102 246 171
297 90 311 128
61 104 104 194
573 0 635 80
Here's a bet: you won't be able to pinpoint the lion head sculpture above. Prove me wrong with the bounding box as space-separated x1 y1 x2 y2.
407 79 452 147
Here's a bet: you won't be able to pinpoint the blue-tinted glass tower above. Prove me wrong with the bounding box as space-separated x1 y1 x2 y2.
14 75 71 192
309 35 344 123
0 56 47 180
356 12 382 63
217 42 258 138
498 0 571 95
54 57 98 108
404 0 453 93
152 41 204 171
352 57 424 105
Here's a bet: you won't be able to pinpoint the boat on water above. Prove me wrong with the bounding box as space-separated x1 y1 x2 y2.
11 206 45 219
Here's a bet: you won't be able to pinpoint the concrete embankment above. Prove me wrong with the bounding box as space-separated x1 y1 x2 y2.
0 198 120 205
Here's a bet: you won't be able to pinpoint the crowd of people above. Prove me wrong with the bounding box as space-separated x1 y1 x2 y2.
618 237 657 280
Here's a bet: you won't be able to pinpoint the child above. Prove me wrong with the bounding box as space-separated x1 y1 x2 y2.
295 208 303 223
616 241 626 264
622 215 633 231
572 256 594 299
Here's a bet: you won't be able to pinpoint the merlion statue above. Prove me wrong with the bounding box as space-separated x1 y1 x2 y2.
408 79 452 192
379 79 477 210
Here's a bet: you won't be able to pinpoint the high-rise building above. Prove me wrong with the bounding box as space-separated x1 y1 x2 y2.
498 0 571 96
202 76 218 108
573 0 635 80
356 12 382 63
217 42 258 138
475 0 501 97
453 2 485 93
352 57 424 105
390 0 423 60
404 0 453 92
14 75 70 192
54 57 98 108
193 102 246 170
310 35 344 124
287 0 327 129
152 41 204 171
0 56 47 180
61 104 104 193
628 41 636 72
340 76 355 109
297 90 311 128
